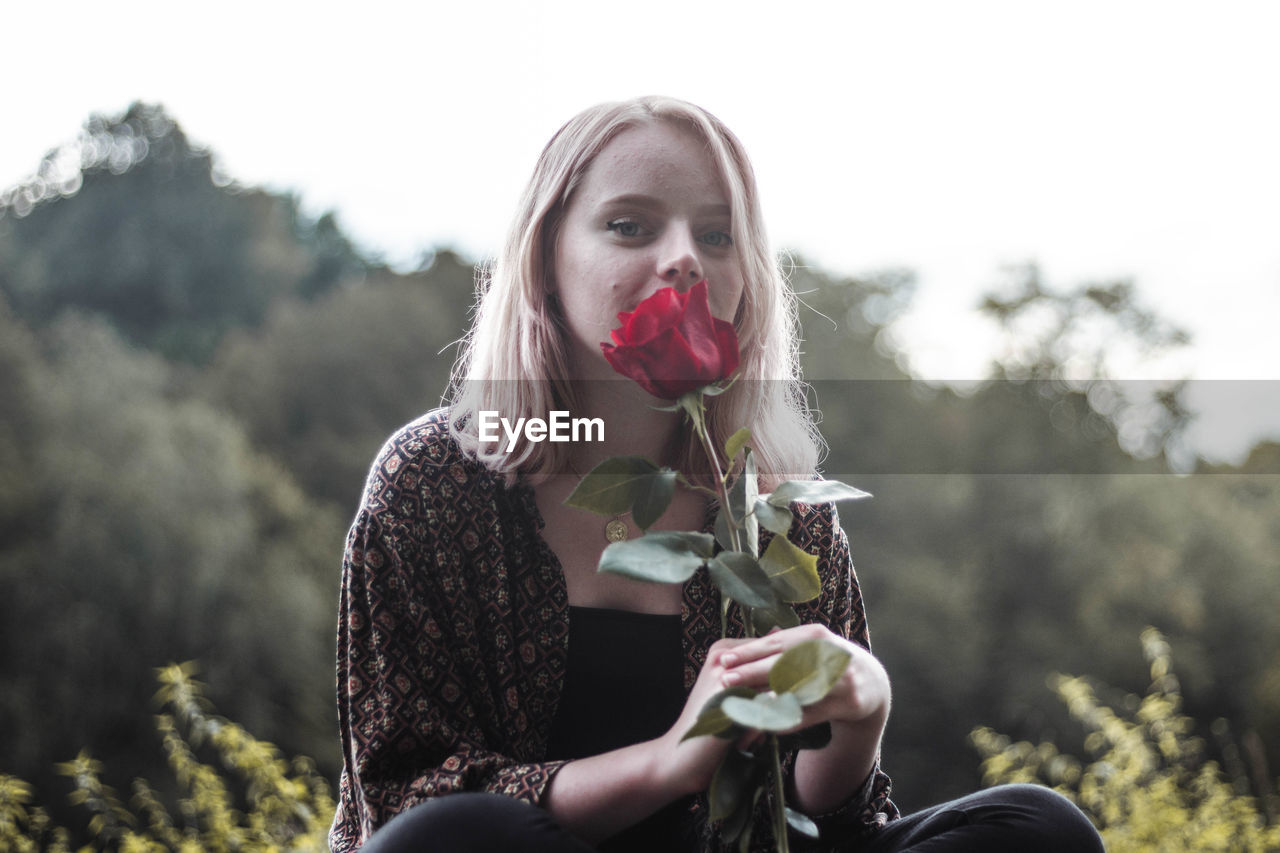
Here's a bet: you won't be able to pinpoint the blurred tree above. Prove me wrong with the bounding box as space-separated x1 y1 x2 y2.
0 309 342 817
200 249 474 508
789 259 1279 809
980 262 1193 465
0 102 368 362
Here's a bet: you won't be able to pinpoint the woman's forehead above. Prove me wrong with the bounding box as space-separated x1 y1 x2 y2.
575 122 730 207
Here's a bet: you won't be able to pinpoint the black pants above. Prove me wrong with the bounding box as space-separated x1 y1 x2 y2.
857 784 1104 852
361 784 1104 852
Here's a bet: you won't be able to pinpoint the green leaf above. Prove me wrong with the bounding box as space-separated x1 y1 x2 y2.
712 749 763 849
769 639 852 706
766 479 872 507
735 817 754 853
682 686 757 741
714 504 736 553
725 451 759 556
708 552 778 610
709 747 759 821
785 807 821 839
752 498 794 536
751 603 801 635
724 427 751 464
598 531 715 584
721 692 803 732
759 535 821 603
631 467 678 530
564 456 660 516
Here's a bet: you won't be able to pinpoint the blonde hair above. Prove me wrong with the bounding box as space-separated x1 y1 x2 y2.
447 96 821 488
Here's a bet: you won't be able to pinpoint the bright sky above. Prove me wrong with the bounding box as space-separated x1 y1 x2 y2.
5 0 1278 462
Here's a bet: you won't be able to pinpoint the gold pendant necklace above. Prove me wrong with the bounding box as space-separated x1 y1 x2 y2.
567 457 633 544
604 516 630 543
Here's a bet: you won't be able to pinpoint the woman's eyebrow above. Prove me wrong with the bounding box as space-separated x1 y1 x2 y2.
598 194 731 218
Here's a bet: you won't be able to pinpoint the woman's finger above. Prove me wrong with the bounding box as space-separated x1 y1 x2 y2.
719 656 778 688
719 623 836 668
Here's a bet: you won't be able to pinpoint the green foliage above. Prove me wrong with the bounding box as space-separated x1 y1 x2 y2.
2 103 1277 831
972 629 1280 852
0 305 342 813
0 664 334 852
598 530 717 583
788 258 1280 808
199 254 473 507
564 456 674 523
0 107 474 815
0 102 368 363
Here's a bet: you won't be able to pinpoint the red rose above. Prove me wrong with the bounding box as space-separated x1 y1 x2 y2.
600 280 740 399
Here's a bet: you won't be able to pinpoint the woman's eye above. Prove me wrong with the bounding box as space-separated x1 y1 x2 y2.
606 219 644 238
699 230 734 247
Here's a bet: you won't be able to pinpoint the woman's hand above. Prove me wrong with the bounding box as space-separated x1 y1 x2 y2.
650 637 757 796
712 623 891 815
715 623 889 730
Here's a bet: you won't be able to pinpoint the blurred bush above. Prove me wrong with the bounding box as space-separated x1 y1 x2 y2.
0 664 334 852
972 628 1280 852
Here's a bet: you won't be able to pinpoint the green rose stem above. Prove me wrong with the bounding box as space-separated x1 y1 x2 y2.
676 389 749 639
770 735 790 853
679 388 793 853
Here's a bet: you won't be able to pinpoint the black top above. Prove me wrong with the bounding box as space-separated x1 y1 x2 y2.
546 605 693 851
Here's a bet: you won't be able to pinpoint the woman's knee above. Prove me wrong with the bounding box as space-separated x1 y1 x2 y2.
980 784 1104 852
363 792 595 853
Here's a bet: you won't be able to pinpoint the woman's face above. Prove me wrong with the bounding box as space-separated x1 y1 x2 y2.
552 120 745 379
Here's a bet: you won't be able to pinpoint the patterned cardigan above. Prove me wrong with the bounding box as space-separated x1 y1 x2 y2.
330 409 897 852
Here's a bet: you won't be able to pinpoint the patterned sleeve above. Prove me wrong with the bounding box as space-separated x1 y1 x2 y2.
785 502 898 840
329 424 567 852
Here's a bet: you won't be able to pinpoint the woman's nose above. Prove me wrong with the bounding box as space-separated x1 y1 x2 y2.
658 233 702 289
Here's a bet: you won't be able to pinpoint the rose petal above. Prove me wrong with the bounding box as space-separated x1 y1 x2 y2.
599 280 742 398
714 320 739 377
631 288 683 342
674 281 723 377
629 329 705 398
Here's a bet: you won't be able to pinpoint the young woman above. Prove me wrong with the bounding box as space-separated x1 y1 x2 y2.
330 96 1103 853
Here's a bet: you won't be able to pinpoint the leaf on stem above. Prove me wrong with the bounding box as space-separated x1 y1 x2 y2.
724 450 760 556
769 639 852 706
785 807 821 839
721 692 803 732
767 479 872 507
709 748 763 822
724 428 751 465
751 498 794 536
751 603 801 635
682 686 757 741
714 505 736 553
712 751 764 850
708 552 778 610
630 468 678 530
598 531 715 583
565 457 663 515
760 535 821 603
